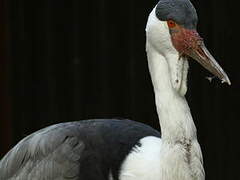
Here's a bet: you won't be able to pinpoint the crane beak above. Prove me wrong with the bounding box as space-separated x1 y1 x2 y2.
187 41 231 85
171 28 231 85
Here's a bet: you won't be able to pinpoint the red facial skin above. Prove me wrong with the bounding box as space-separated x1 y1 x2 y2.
166 20 231 85
167 20 203 57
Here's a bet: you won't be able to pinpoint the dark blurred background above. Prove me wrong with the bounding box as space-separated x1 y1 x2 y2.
0 0 239 179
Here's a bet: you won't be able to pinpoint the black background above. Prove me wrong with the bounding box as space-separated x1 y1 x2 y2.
0 0 239 179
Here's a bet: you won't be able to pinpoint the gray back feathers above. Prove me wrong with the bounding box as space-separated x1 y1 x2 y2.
0 119 161 180
0 123 84 180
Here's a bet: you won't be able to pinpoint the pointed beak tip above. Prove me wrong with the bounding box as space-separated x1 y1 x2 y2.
185 40 231 86
222 78 231 86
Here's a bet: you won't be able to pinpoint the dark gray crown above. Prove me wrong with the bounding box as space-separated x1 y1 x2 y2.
155 0 198 29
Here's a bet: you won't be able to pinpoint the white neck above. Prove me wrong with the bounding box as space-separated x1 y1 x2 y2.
146 41 197 144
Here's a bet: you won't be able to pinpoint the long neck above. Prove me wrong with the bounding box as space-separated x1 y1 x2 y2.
146 42 197 144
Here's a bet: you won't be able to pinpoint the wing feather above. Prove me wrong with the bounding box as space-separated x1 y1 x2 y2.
0 123 85 180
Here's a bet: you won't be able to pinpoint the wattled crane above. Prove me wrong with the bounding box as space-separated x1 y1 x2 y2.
0 0 230 179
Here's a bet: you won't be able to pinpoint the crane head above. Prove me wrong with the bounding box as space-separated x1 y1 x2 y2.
146 0 231 85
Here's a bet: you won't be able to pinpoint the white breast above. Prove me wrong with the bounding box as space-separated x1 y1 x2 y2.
119 136 204 180
119 136 162 180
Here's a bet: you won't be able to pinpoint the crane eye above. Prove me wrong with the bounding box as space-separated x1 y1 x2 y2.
167 20 176 28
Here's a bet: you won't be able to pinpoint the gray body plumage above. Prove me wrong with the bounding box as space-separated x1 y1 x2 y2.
0 122 84 180
0 119 160 180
